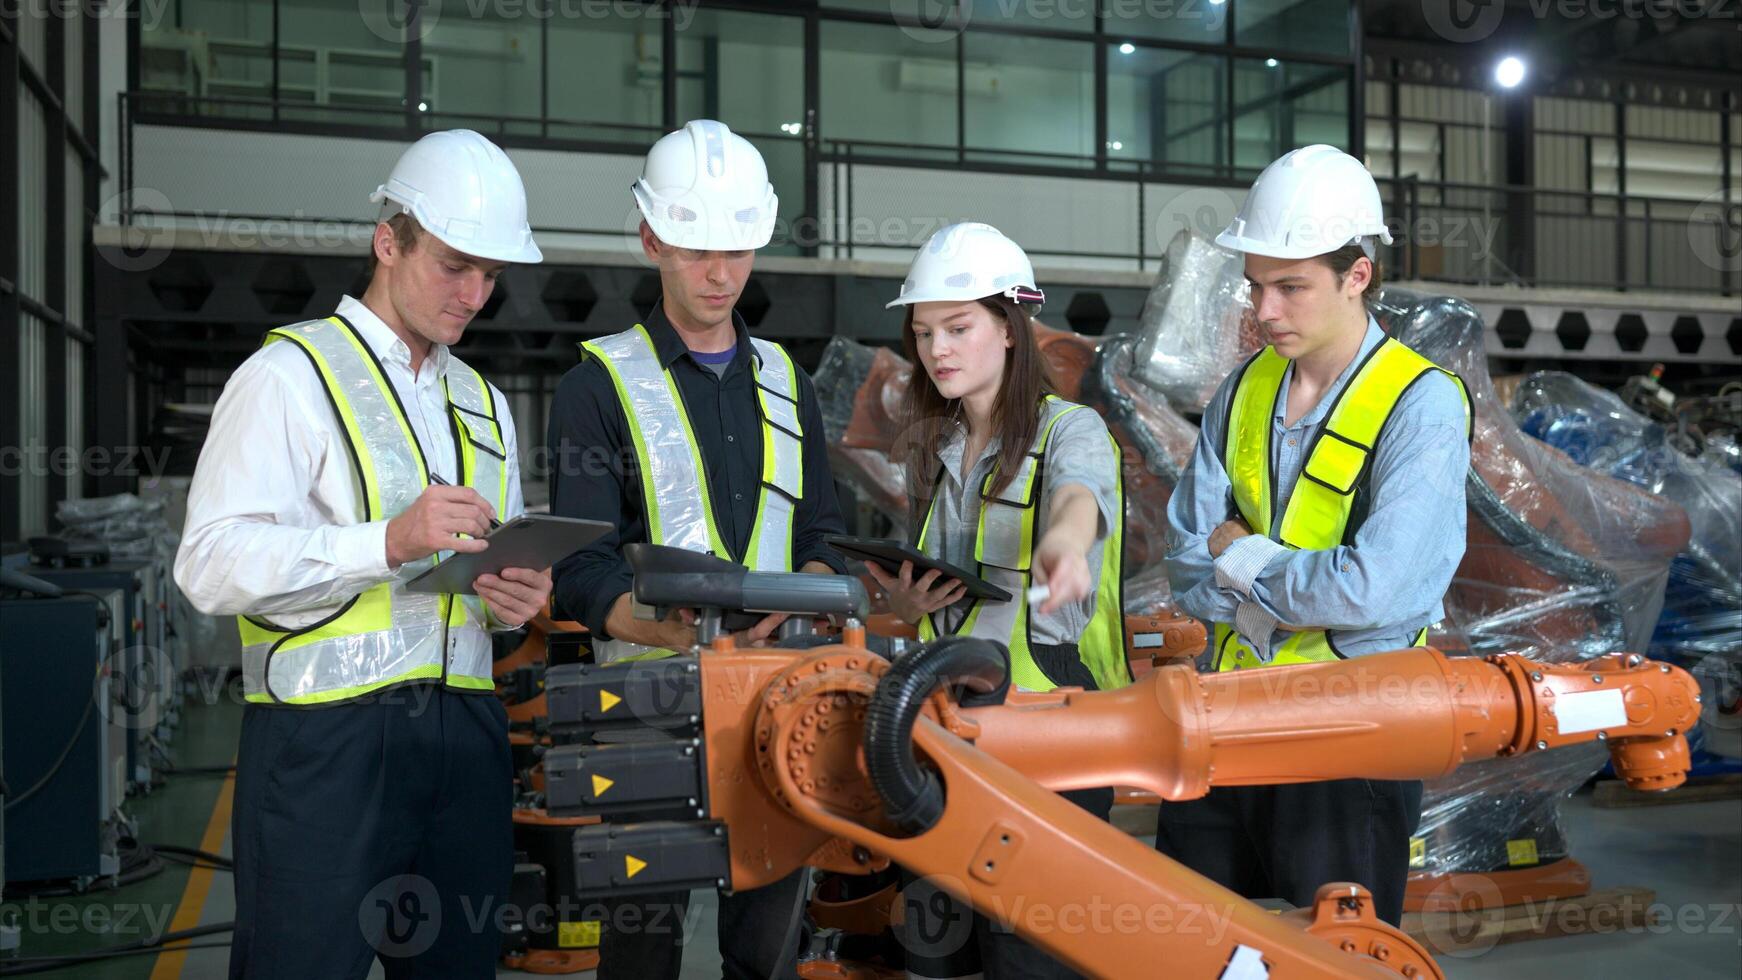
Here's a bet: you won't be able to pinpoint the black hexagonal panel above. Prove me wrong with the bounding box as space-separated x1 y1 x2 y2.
736 279 772 328
476 282 509 321
1727 317 1742 357
631 273 663 315
1065 292 1112 335
250 257 317 317
540 270 598 324
1614 313 1648 352
1554 311 1591 352
1670 315 1704 355
1494 308 1532 350
146 254 215 313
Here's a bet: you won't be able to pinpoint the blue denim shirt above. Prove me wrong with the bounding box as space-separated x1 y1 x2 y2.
1165 318 1469 660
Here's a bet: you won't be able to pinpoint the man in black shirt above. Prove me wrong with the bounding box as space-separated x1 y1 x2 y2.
546 119 847 979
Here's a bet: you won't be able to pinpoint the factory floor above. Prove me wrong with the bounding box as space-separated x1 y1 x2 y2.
5 693 1737 980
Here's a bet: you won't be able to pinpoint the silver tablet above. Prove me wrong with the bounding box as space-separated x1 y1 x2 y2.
403 515 613 595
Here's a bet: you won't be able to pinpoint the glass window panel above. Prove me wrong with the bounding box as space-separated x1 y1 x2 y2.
966 0 1095 32
1108 45 1226 177
1105 0 1227 46
820 20 957 151
676 10 802 138
421 1 541 127
141 0 274 116
546 1 664 138
677 10 807 253
1235 0 1350 57
1233 58 1348 173
276 0 409 125
963 33 1093 166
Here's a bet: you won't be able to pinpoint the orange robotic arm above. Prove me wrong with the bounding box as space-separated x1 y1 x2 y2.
545 552 1700 978
688 638 1698 978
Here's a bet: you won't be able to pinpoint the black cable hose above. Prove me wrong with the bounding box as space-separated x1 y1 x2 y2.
150 843 234 870
0 923 235 976
862 636 1009 835
0 941 235 976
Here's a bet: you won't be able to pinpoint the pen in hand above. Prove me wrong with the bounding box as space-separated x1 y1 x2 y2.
427 472 502 531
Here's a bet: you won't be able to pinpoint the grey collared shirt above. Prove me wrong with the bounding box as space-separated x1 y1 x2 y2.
918 404 1121 646
1166 318 1470 660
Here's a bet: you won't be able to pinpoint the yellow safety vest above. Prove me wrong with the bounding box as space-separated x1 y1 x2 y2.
1212 337 1471 671
237 315 510 704
918 396 1131 693
580 324 805 662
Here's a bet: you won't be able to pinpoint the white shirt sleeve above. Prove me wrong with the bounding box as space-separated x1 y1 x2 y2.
173 347 393 618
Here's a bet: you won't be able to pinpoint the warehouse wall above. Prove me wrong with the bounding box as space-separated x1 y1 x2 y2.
4 4 98 543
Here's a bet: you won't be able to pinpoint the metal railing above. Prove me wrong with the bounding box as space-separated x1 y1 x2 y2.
118 92 1739 296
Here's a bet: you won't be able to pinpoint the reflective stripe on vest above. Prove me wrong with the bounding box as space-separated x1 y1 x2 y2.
1212 337 1471 671
917 396 1131 694
580 325 803 663
236 315 509 704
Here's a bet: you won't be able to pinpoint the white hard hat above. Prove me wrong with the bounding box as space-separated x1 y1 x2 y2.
371 129 543 264
633 120 778 251
1215 144 1393 261
885 222 1045 311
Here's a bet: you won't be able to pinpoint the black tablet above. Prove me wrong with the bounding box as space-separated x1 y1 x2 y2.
825 534 1012 603
404 515 613 596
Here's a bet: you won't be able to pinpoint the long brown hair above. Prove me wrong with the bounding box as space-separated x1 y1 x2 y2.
899 295 1056 526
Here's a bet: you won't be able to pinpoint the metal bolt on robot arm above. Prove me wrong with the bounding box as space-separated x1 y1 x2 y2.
543 546 1702 979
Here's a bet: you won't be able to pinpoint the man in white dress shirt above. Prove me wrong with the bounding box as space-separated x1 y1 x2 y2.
176 129 551 979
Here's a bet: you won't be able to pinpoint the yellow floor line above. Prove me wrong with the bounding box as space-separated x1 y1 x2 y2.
149 767 237 980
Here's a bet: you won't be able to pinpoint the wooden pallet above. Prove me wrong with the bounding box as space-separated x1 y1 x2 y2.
1593 774 1742 808
1403 886 1658 951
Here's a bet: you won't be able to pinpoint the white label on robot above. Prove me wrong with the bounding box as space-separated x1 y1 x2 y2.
1553 689 1628 735
1219 944 1270 979
1133 633 1165 649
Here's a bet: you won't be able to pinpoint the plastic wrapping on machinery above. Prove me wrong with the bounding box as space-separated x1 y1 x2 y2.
1511 371 1742 658
1512 370 1742 771
1373 289 1692 882
1128 230 1264 414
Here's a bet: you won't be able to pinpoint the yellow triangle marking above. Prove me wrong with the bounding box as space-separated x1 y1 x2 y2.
624 855 647 880
599 689 621 713
591 774 614 797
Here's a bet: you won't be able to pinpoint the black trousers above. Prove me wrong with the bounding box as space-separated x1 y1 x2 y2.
229 686 514 979
595 868 811 980
901 643 1118 980
1152 779 1424 926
